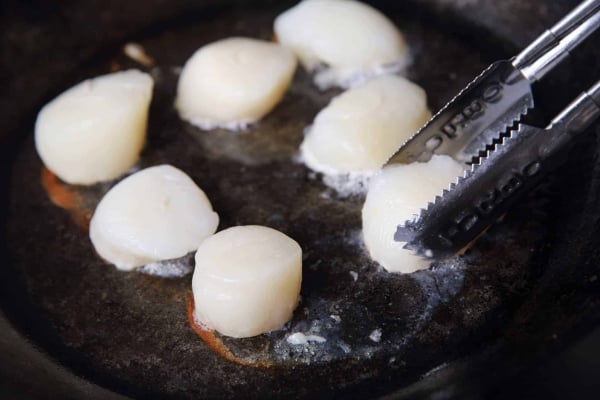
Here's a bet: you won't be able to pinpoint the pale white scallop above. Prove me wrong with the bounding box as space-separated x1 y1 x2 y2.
362 156 465 273
175 37 297 130
192 225 302 338
35 69 153 185
274 0 408 89
301 75 431 174
90 165 219 271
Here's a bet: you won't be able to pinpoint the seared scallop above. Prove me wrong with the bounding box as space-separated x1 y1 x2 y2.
301 75 430 174
90 165 219 271
35 69 153 185
362 156 464 273
175 37 297 130
192 225 302 338
274 0 408 89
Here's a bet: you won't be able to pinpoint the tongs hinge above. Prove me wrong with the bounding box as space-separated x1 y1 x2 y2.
513 0 600 79
515 3 600 82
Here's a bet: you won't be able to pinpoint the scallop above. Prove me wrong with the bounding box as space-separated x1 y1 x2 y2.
362 156 464 273
90 165 219 271
192 225 302 338
35 69 153 185
301 75 431 174
175 37 297 130
274 0 408 89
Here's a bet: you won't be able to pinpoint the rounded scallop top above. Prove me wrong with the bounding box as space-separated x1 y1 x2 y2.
175 37 297 129
192 225 302 338
274 0 408 88
90 164 219 270
301 75 431 174
35 69 153 184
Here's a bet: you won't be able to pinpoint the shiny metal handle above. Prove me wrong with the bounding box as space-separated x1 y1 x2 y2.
519 10 600 82
513 0 600 70
549 80 600 135
536 80 600 164
585 80 600 106
552 0 600 37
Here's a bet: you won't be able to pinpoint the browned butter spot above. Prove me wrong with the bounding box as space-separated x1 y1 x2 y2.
41 167 91 230
187 295 271 368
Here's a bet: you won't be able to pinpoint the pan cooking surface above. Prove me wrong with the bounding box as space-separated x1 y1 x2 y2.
2 2 596 399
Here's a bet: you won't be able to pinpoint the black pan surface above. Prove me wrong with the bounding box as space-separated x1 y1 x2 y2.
1 1 599 399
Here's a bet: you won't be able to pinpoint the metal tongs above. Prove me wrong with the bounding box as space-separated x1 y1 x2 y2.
388 0 600 260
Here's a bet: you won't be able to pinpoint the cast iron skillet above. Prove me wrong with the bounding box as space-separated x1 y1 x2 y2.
1 0 599 399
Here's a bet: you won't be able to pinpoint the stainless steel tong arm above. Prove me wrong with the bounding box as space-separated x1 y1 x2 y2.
514 0 600 80
517 1 600 82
